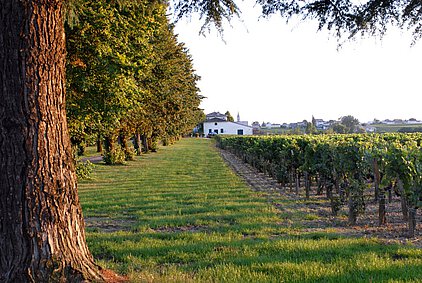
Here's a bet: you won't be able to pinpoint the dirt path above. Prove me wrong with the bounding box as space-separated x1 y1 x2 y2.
81 156 103 164
220 149 295 199
219 149 422 248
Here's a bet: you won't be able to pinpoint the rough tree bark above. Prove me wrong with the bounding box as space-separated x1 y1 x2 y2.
141 134 149 153
119 133 133 161
0 1 102 281
104 136 114 153
97 135 103 153
134 132 142 155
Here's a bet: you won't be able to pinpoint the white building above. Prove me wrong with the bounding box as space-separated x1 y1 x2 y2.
365 126 376 132
204 112 253 136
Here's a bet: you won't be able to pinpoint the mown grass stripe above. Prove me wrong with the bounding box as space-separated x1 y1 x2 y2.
79 138 422 282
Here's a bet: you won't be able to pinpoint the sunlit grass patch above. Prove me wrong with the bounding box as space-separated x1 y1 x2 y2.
79 138 422 282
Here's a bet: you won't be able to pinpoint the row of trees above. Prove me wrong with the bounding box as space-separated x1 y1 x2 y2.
66 0 204 162
217 133 422 237
1 0 203 281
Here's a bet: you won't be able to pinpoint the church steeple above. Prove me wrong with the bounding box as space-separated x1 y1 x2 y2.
237 112 240 122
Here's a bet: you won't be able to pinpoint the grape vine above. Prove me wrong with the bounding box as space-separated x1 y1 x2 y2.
216 133 422 237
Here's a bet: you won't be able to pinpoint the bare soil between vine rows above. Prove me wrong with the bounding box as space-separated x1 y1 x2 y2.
219 149 422 249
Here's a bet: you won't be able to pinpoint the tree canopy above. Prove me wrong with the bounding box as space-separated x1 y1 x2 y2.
225 111 235 122
174 0 421 43
331 115 363 133
66 0 204 160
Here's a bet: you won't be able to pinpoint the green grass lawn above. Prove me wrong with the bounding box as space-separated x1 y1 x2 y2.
79 138 422 282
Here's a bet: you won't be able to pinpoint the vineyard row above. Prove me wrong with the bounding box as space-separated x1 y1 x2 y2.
216 133 422 237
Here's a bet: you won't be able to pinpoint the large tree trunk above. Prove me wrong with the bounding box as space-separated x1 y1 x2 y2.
141 134 149 153
119 133 133 161
134 132 142 155
97 134 103 153
104 136 114 153
0 1 102 281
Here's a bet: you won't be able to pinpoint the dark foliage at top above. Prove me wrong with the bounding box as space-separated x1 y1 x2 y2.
174 0 421 43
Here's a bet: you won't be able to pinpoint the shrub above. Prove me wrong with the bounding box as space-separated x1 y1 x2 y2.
103 147 126 165
124 147 136 161
76 160 95 179
150 140 159 152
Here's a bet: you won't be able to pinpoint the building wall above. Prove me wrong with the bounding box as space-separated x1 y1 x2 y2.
204 121 253 135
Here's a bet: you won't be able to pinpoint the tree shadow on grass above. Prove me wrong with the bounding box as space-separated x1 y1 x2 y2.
87 230 422 281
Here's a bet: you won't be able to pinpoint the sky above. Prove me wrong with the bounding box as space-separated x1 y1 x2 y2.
172 3 422 124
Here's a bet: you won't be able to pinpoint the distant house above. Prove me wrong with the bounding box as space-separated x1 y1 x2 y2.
297 121 307 128
314 119 324 126
365 126 376 132
406 118 422 124
272 124 281 128
203 112 253 136
314 118 330 130
380 118 422 125
382 119 395 125
264 123 281 129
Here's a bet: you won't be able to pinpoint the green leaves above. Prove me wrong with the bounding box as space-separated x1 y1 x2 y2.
255 0 421 43
66 0 203 151
217 133 422 209
173 0 241 34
